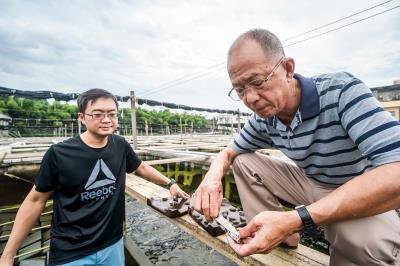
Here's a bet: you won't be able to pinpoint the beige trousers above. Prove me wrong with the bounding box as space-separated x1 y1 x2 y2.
232 153 400 266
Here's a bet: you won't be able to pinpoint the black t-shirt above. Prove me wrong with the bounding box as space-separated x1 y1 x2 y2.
35 134 141 265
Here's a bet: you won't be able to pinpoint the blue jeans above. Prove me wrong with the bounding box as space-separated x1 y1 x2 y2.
57 237 124 266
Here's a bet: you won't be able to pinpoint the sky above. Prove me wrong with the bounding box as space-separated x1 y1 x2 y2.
0 0 399 113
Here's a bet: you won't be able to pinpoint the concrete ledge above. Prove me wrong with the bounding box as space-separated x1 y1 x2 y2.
125 174 329 266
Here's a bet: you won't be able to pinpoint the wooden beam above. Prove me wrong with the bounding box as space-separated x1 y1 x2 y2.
125 174 329 266
145 156 207 166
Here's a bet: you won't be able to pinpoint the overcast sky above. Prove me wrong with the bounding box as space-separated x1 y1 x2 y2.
0 0 399 112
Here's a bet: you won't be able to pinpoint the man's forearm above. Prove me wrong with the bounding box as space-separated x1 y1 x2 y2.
135 162 170 185
1 195 47 258
308 162 400 226
205 148 237 181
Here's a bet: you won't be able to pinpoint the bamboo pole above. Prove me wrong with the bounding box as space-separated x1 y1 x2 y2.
179 116 183 141
231 114 234 135
130 91 138 149
78 118 81 134
237 109 241 131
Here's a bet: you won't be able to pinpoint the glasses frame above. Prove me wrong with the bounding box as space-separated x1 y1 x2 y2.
84 112 118 120
228 57 285 101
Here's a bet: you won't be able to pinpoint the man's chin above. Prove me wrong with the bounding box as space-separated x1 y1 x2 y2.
252 106 275 117
254 110 274 118
96 129 114 136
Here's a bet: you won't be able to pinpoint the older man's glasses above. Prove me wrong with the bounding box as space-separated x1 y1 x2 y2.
228 57 285 101
85 112 118 120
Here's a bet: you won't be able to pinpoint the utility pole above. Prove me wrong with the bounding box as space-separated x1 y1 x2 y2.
179 116 183 141
130 91 137 149
78 118 81 134
237 109 241 131
231 114 234 135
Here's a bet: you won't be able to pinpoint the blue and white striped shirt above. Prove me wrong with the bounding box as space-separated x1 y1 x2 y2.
229 72 400 185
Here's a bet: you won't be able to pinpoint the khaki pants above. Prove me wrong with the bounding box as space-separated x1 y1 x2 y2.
232 153 400 266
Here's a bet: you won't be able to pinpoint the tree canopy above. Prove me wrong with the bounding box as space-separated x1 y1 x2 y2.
0 96 208 136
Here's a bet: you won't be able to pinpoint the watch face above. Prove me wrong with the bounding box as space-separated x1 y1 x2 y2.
168 179 176 187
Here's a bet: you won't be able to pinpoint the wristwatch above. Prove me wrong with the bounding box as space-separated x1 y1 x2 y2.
167 179 177 188
295 205 319 237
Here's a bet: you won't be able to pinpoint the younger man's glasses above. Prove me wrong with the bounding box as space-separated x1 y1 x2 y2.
85 112 118 120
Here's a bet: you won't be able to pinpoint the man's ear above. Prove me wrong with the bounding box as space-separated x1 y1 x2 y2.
78 113 85 125
284 57 295 80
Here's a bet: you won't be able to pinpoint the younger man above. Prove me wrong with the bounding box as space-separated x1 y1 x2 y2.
0 88 189 265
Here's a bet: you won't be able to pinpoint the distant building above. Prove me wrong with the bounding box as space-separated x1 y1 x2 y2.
371 81 400 120
0 113 11 137
215 113 250 133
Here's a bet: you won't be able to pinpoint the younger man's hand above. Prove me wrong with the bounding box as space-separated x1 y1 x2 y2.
169 184 190 199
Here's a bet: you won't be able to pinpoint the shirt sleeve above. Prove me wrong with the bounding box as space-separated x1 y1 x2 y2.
338 75 400 167
125 141 142 173
35 146 59 192
229 113 274 154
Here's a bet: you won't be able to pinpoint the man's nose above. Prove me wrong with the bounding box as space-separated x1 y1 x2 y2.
243 88 259 103
101 114 112 122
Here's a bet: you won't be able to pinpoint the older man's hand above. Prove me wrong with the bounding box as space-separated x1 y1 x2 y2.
226 210 301 256
193 174 223 221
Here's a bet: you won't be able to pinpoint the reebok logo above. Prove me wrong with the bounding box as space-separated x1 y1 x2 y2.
81 159 116 201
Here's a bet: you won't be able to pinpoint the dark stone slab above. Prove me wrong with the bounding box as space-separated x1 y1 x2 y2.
190 198 246 237
147 196 190 218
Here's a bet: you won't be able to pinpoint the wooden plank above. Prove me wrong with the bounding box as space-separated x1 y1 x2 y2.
145 156 207 166
125 174 329 266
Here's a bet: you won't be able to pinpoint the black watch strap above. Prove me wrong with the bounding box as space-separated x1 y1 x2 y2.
295 205 319 237
167 179 177 188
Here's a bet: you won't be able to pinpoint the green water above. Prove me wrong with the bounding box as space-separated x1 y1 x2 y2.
152 162 241 205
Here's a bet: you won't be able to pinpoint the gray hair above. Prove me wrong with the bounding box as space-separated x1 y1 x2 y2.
228 28 285 62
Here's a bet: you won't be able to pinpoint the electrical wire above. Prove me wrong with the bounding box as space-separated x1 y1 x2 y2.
285 5 400 47
143 62 226 96
140 1 398 97
281 0 394 42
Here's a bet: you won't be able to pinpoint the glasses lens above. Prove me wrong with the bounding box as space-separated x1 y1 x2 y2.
228 89 241 101
248 79 266 90
108 113 118 119
92 113 104 119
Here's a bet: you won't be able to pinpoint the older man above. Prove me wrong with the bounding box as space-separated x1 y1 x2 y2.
193 29 400 266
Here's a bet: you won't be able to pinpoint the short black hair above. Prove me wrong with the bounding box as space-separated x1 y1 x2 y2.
77 88 118 113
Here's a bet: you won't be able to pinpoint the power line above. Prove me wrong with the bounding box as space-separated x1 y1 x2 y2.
285 5 400 47
140 0 398 97
147 62 226 91
281 0 394 42
142 64 226 97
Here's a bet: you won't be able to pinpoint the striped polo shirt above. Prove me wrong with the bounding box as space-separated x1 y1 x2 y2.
229 72 400 185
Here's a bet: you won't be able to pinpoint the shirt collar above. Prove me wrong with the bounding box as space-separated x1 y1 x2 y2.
262 73 320 127
295 73 320 120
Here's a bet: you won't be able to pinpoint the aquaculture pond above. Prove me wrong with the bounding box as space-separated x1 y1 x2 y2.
1 158 329 265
